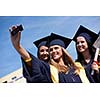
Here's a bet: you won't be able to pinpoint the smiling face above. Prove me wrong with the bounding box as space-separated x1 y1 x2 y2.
49 45 63 62
39 46 49 61
76 36 89 53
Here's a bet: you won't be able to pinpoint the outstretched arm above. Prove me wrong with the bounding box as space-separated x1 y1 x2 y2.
10 25 31 61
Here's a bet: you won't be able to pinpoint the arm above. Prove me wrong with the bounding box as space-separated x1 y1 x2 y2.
22 53 52 83
10 25 52 83
10 25 31 61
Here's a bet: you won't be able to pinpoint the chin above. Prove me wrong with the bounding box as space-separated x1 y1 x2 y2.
54 57 60 61
80 50 85 53
78 49 85 53
43 57 48 60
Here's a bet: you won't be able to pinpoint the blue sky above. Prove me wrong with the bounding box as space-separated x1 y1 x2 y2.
0 16 100 78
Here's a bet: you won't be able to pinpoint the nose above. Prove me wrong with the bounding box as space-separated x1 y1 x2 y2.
78 42 82 46
43 50 48 54
50 48 56 54
52 48 56 53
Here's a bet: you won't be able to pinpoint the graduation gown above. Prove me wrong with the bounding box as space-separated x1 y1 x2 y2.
78 59 100 83
21 52 53 83
59 68 82 83
51 64 87 83
21 52 88 83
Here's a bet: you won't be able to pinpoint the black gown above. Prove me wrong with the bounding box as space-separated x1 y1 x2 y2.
21 53 53 83
59 68 82 83
21 52 84 83
77 58 100 83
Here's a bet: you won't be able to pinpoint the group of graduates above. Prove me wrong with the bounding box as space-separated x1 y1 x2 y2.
10 24 100 83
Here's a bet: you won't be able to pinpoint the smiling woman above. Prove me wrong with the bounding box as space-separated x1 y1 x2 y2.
48 33 90 83
73 25 100 82
0 16 100 80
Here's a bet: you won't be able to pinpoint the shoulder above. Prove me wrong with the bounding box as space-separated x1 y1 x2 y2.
75 62 84 69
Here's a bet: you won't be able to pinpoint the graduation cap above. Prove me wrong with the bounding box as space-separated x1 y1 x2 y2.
48 33 72 49
33 36 50 48
73 25 99 44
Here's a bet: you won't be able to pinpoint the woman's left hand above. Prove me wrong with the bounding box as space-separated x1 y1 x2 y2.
92 61 99 74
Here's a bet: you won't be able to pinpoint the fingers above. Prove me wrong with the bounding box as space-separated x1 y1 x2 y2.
9 25 22 36
92 61 98 66
9 25 17 32
9 25 17 36
92 62 99 72
12 26 17 30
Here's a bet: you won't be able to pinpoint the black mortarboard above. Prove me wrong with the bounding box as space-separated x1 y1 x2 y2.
33 36 49 48
48 33 72 49
73 25 99 44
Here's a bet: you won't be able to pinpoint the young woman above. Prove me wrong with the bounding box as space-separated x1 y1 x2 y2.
10 25 52 83
48 33 90 83
33 36 50 63
73 25 100 82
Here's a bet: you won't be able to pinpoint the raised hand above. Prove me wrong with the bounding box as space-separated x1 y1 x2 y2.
9 25 21 49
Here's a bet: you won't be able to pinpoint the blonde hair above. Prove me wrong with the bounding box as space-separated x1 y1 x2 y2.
50 47 81 74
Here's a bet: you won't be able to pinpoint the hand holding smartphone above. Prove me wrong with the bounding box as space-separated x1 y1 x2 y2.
9 24 24 36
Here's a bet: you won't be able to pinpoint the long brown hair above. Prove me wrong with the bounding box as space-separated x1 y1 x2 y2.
49 47 80 73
